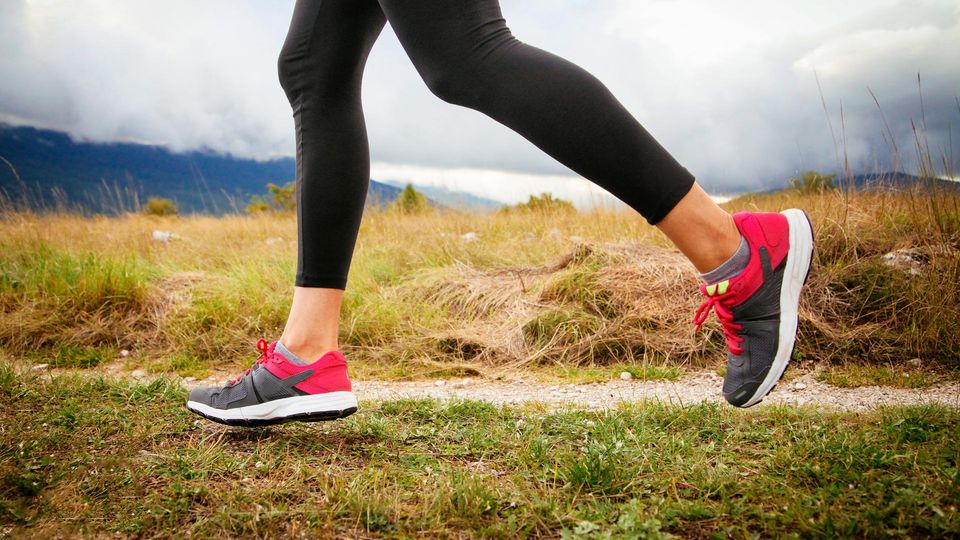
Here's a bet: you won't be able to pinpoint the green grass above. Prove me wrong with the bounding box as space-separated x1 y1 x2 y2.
25 344 117 369
816 363 944 389
531 361 683 384
1 363 958 538
141 351 212 380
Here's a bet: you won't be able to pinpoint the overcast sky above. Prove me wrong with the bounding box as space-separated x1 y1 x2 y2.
1 0 958 206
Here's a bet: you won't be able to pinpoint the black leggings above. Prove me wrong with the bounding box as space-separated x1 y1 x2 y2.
278 0 696 289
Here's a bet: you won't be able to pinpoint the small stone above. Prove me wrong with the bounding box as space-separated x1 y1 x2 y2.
183 376 196 383
453 379 471 389
32 363 49 371
793 382 807 390
460 232 479 242
255 461 265 468
119 349 130 358
434 380 446 387
152 230 179 243
131 369 147 379
908 358 922 367
619 371 633 381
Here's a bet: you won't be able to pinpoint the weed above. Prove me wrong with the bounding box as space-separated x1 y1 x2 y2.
48 344 113 368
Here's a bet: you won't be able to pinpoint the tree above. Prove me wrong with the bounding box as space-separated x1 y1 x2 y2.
789 171 837 195
143 196 177 216
246 182 296 214
390 183 431 214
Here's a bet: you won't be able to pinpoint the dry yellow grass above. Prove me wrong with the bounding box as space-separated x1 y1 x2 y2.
1 187 957 379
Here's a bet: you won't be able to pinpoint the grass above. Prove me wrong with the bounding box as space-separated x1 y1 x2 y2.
0 187 958 381
528 361 683 384
0 363 957 538
816 363 940 389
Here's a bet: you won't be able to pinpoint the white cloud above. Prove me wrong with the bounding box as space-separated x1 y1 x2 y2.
1 0 957 196
370 161 624 210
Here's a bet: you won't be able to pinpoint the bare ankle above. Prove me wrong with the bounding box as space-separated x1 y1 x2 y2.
278 336 339 361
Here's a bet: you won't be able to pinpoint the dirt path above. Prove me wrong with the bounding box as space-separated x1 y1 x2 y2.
176 369 960 412
351 372 959 411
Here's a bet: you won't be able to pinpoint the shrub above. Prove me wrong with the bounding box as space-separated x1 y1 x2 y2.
143 197 177 216
390 184 431 214
246 182 296 214
500 193 575 214
788 171 837 194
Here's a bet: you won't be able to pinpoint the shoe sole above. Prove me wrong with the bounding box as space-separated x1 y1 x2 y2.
186 391 358 427
740 209 814 408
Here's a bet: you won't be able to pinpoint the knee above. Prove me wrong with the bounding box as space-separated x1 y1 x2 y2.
277 45 302 102
420 62 485 108
278 45 358 107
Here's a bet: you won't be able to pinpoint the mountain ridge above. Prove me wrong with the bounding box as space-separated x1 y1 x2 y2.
0 124 414 214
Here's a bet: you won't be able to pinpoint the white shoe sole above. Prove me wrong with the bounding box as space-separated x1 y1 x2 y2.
740 209 814 408
187 391 358 426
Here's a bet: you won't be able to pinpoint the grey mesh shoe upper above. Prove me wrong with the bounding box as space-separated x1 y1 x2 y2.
720 246 785 406
188 363 313 410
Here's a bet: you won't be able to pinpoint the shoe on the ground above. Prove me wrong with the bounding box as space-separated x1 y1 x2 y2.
185 339 358 426
694 209 814 408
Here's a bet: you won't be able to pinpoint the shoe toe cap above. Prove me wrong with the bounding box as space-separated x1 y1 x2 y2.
723 382 762 407
722 363 770 408
187 386 218 406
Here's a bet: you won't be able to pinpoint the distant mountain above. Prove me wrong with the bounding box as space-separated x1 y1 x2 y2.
845 172 960 191
750 171 960 196
0 124 404 214
380 179 503 212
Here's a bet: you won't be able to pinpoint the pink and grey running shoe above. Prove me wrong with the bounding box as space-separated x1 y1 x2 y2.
186 339 358 426
694 209 814 407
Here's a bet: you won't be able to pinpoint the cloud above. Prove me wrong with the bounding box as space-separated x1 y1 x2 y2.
370 161 621 209
599 0 960 187
0 0 292 156
1 0 957 197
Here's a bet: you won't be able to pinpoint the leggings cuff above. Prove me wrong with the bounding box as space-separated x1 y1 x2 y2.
645 171 696 226
295 273 348 290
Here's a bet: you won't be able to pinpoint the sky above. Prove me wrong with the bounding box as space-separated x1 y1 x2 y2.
1 0 958 206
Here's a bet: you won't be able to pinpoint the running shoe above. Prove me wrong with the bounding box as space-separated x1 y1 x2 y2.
694 209 814 407
186 339 358 426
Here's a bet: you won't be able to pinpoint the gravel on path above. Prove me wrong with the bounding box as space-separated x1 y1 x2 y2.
179 370 960 412
351 372 959 411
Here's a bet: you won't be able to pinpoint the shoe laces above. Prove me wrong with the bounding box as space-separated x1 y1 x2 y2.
693 284 745 356
229 338 274 385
